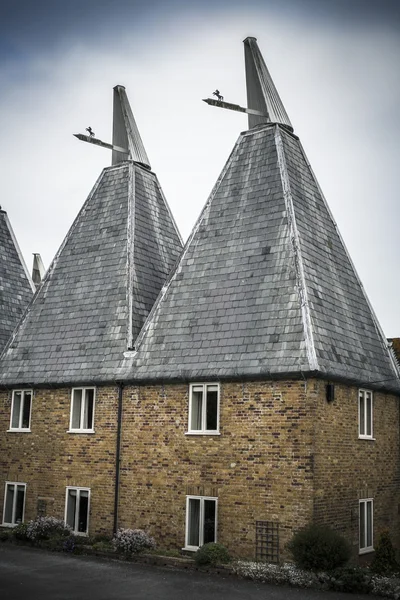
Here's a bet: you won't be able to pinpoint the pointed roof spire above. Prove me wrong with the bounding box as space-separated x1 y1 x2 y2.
112 85 151 169
32 253 45 288
244 37 293 131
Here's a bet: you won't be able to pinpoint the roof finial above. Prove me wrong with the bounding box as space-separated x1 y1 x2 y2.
112 85 151 169
244 37 293 131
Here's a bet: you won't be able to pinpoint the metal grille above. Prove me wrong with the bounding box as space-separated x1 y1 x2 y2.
256 521 279 563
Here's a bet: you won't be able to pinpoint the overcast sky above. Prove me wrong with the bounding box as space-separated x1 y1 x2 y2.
1 0 399 335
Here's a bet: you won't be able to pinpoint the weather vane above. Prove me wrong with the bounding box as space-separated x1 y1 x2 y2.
73 127 129 156
204 90 268 118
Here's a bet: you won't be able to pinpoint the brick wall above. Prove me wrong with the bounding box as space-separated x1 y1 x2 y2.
0 386 118 535
311 380 400 559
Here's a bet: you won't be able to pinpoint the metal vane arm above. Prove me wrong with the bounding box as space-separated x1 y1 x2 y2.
73 133 129 156
202 98 269 118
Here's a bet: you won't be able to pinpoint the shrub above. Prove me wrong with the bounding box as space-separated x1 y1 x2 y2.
371 531 399 576
232 561 317 588
26 517 72 542
12 522 29 541
112 528 156 555
195 542 231 566
287 524 351 571
371 574 400 598
0 528 13 542
327 566 372 594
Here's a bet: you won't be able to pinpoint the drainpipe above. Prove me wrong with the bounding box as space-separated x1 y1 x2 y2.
113 382 123 534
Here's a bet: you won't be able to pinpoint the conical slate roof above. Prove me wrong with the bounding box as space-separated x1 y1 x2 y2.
120 40 400 393
0 91 182 386
0 209 35 352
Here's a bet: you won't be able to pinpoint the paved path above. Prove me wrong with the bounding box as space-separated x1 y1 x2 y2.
0 544 375 600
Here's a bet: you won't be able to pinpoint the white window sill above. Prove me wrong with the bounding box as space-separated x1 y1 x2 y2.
358 436 375 441
185 431 220 436
359 547 374 555
7 429 31 433
1 523 17 528
72 531 89 537
67 429 95 434
182 547 197 552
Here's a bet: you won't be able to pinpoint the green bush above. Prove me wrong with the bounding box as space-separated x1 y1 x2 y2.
370 530 399 576
12 522 29 541
0 528 12 542
287 524 351 571
195 542 231 566
327 566 372 594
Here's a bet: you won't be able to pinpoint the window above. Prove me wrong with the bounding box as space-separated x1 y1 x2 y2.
359 389 373 439
69 388 95 432
2 482 26 526
65 487 90 535
188 383 219 434
9 390 32 431
185 496 217 550
359 498 373 553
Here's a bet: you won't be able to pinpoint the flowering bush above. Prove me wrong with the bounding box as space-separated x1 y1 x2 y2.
371 575 400 599
112 528 156 555
232 561 317 588
26 517 72 541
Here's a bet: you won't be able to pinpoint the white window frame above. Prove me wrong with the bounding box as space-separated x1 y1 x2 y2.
68 387 96 433
187 383 220 435
184 495 218 551
64 487 90 535
359 498 374 554
2 482 26 527
358 389 373 439
8 390 33 432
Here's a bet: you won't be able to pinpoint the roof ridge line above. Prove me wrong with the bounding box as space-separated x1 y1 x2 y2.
0 168 107 361
132 133 245 353
297 140 400 382
274 125 319 372
126 162 136 350
154 173 184 247
3 212 35 294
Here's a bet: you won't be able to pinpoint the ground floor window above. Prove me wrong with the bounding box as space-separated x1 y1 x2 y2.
2 482 26 526
65 487 90 535
185 496 217 550
359 498 373 553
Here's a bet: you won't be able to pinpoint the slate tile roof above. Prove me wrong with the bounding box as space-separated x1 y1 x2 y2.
120 123 400 393
0 210 34 352
0 163 182 386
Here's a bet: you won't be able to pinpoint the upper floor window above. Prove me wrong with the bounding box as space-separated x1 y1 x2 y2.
2 482 26 527
184 496 217 550
188 383 219 434
65 487 90 535
358 389 373 439
359 498 373 554
69 388 95 432
9 390 32 431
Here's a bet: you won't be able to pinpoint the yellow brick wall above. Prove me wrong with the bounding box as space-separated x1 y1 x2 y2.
118 380 315 559
0 386 118 535
311 380 400 558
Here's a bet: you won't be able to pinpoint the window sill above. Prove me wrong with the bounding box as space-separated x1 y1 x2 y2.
359 547 374 555
185 431 220 436
1 523 17 528
182 547 197 552
358 436 375 441
7 429 31 433
67 429 95 434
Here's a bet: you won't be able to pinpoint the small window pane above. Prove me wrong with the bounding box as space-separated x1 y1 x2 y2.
4 485 14 523
188 499 200 547
22 393 31 429
366 394 372 437
366 502 373 547
191 390 203 431
359 394 365 435
359 503 365 549
206 389 218 431
15 486 25 523
83 390 94 429
71 390 82 429
11 393 22 429
78 491 89 533
203 500 216 544
66 490 77 529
